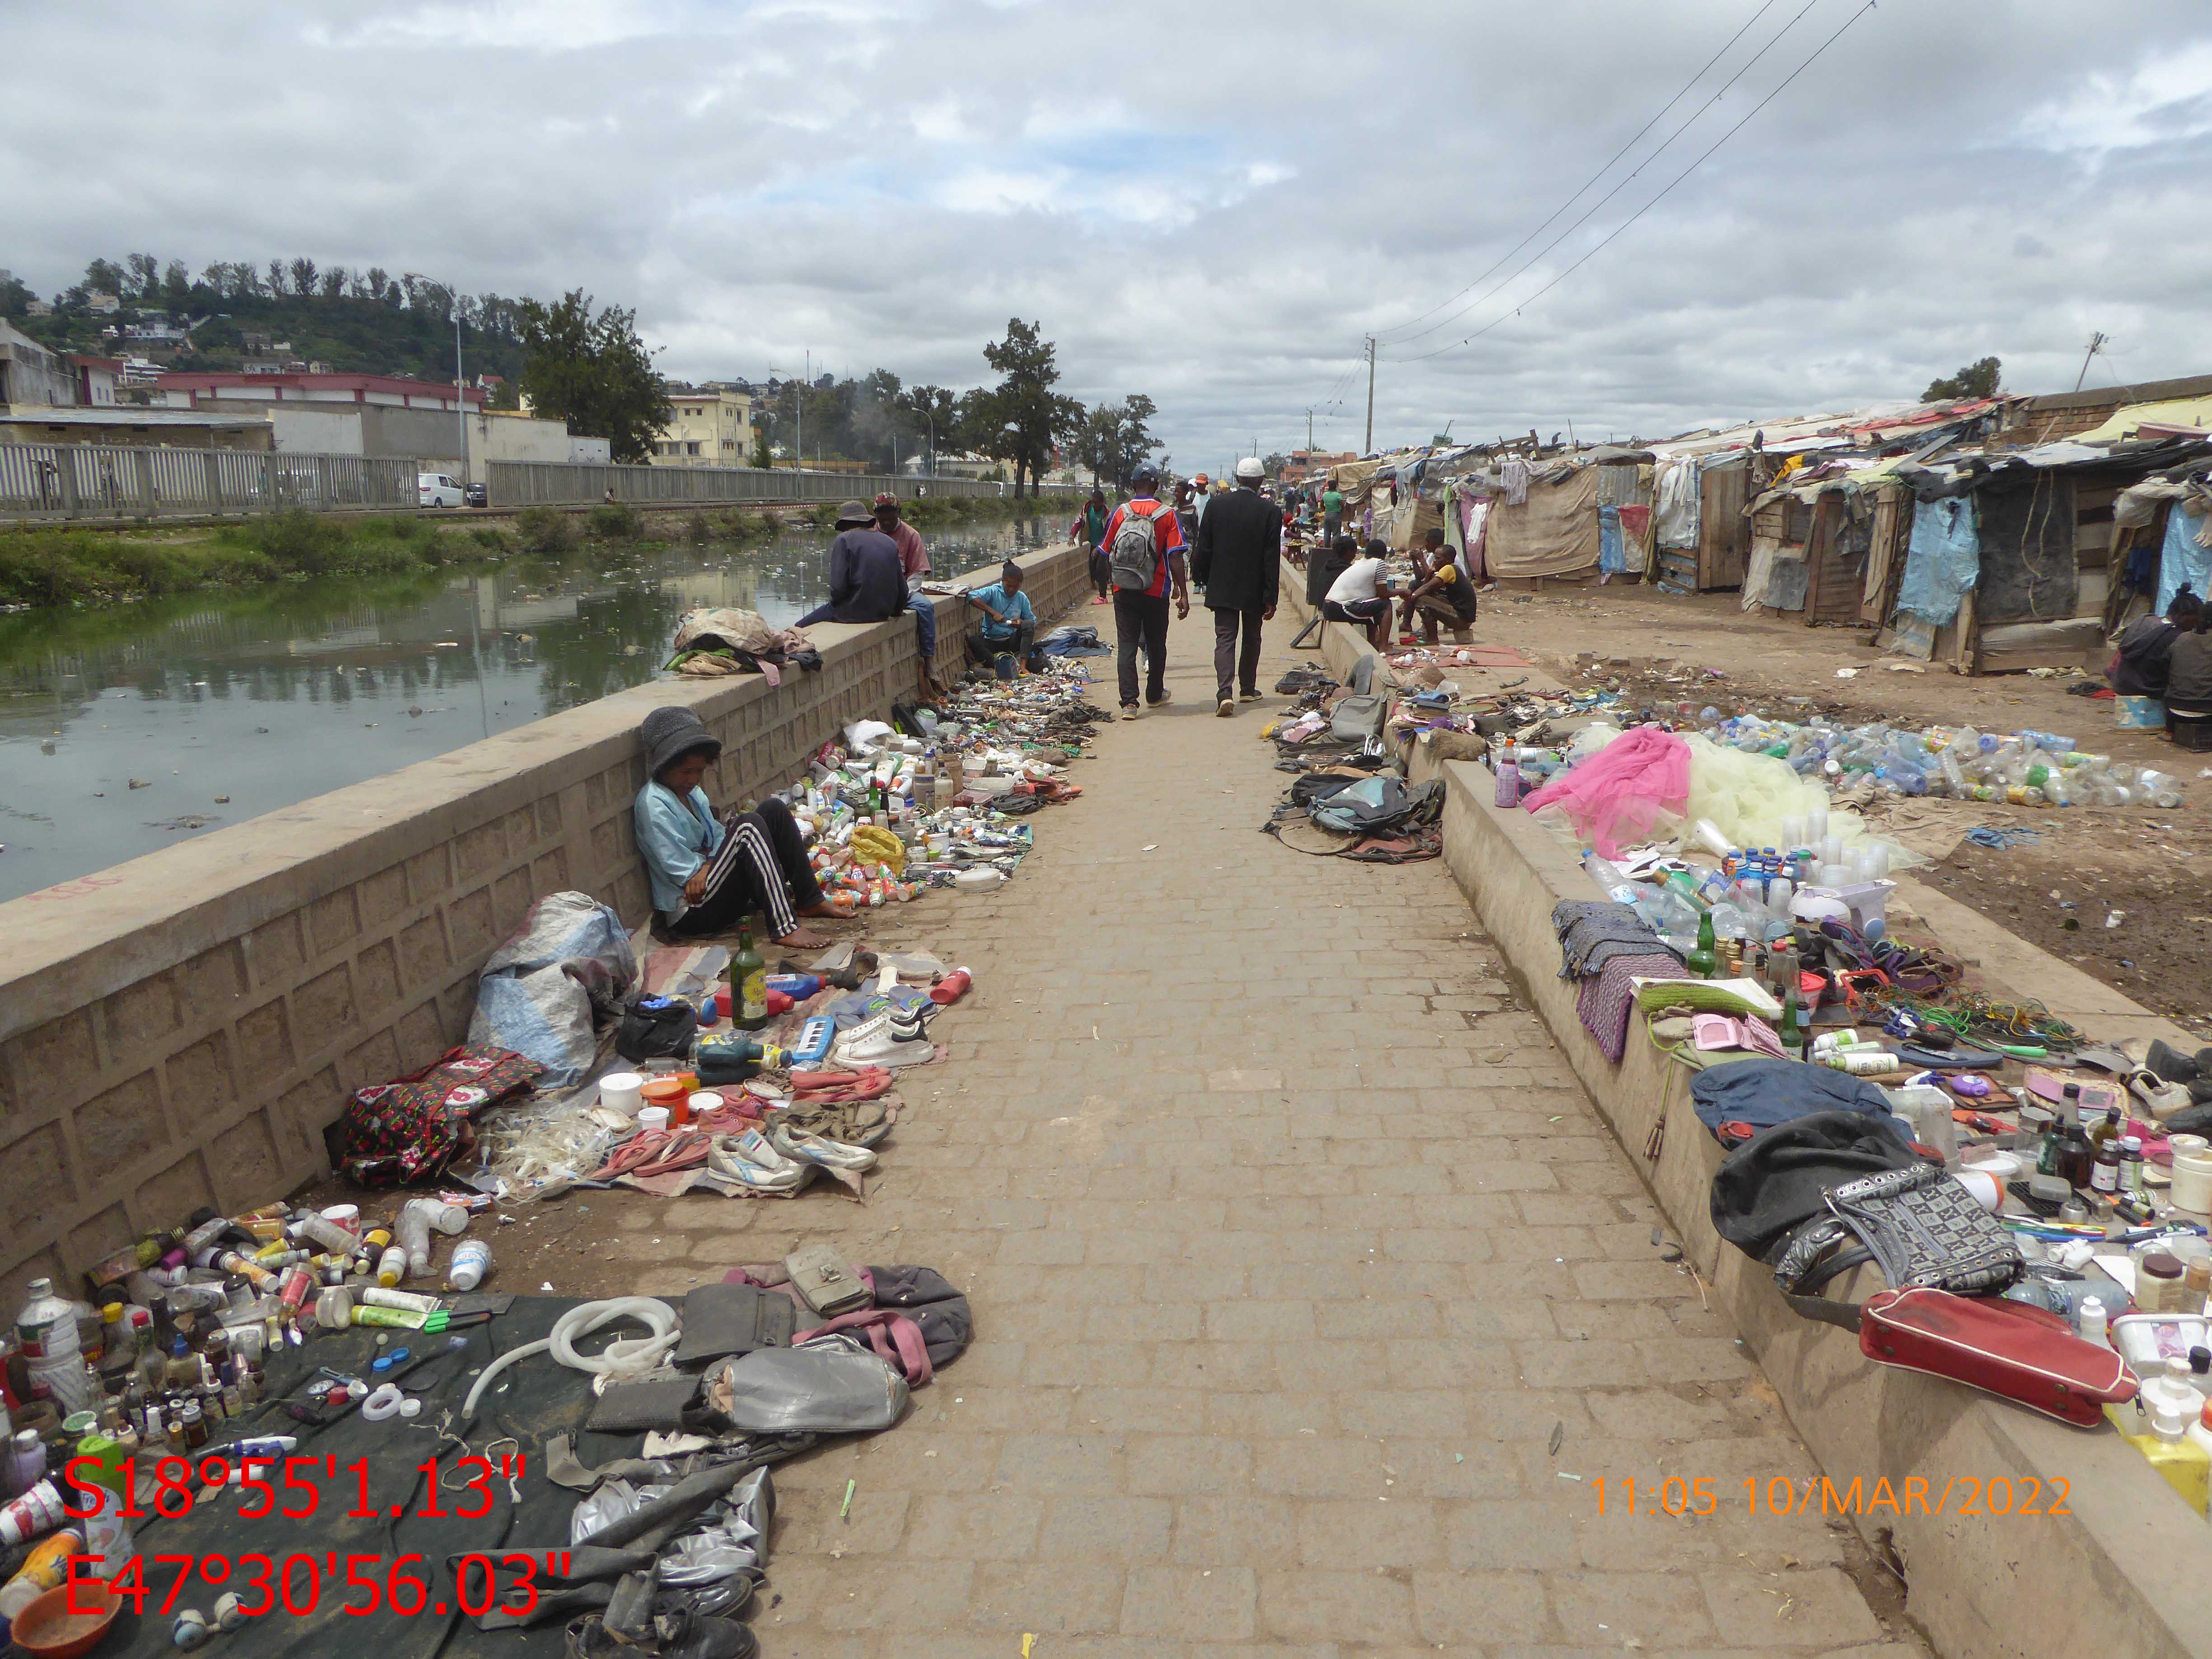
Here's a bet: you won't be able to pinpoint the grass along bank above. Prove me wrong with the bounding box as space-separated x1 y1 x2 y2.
0 492 1083 610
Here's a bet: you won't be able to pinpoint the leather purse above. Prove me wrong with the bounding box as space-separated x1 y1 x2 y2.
1773 1160 2024 1321
1856 1287 2138 1427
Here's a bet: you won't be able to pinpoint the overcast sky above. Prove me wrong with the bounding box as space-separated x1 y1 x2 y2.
7 0 2212 469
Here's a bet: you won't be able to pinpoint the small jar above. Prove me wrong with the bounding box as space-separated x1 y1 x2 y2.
2140 1251 2186 1314
2188 1263 2212 1317
180 1398 207 1449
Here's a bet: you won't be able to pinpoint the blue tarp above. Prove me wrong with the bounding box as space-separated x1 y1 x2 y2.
1598 504 1625 575
1897 496 1980 625
2157 503 2212 616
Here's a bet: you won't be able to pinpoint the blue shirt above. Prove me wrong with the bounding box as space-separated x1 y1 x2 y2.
634 780 722 915
968 581 1034 641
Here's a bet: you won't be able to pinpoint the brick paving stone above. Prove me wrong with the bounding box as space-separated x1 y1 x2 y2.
596 608 1921 1655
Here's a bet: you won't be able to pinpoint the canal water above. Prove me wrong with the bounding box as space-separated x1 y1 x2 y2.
0 516 1062 902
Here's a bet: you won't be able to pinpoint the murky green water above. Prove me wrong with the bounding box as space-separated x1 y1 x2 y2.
0 516 1060 901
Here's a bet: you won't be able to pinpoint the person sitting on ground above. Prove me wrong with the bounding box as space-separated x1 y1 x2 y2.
1322 537 1397 647
2111 587 2202 697
2167 601 2212 719
797 500 935 694
964 560 1042 676
633 706 844 947
1400 535 1481 647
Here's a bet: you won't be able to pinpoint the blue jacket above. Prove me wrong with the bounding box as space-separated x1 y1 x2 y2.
634 780 721 915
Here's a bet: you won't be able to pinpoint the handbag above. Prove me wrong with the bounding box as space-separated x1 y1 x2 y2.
1773 1160 2025 1324
1856 1288 2137 1427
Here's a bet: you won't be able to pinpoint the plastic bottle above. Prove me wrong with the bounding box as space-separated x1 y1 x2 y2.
375 1245 408 1289
2079 1295 2110 1348
447 1240 492 1293
930 967 973 1007
2109 1381 2210 1512
13 1279 93 1416
0 1480 65 1547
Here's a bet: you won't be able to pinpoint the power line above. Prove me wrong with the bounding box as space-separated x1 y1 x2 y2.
1390 0 1878 366
1373 0 1784 342
1386 0 1824 352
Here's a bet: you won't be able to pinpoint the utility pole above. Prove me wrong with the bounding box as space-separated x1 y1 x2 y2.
798 350 807 475
1363 335 1376 455
2074 331 2109 394
454 314 468 490
1305 408 1314 455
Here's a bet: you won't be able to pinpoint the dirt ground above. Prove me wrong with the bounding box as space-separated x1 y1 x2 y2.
1487 583 2212 1038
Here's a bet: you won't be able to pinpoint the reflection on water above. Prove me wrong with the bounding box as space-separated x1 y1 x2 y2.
0 517 1056 901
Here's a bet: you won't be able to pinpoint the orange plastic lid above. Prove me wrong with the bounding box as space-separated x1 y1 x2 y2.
640 1077 689 1105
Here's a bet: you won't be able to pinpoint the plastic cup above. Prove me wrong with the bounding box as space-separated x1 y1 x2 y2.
599 1073 644 1117
319 1204 361 1229
637 1106 670 1134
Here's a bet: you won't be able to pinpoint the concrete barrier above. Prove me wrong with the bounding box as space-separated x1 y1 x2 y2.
1276 562 2212 1659
0 543 1089 1296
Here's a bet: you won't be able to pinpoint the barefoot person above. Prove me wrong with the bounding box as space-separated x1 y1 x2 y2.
634 706 842 947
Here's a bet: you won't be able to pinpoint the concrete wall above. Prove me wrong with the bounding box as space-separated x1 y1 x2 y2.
269 406 365 455
0 542 1090 1299
467 414 575 473
361 404 462 472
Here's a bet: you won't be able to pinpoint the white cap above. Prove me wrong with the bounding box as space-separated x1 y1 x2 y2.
1235 457 1265 480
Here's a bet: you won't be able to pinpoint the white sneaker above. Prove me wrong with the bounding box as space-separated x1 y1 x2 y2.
768 1121 878 1175
1121 703 1142 721
1216 698 1235 717
836 1027 937 1068
705 1129 815 1194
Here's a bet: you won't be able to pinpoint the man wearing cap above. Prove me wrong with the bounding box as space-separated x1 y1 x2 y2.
796 500 935 693
633 705 844 947
1101 462 1188 719
873 493 930 577
1191 456 1282 716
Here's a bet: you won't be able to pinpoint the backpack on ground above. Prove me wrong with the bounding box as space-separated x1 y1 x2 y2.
1307 776 1442 836
1108 503 1166 592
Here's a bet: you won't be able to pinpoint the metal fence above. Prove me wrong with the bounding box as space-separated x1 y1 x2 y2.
486 461 1007 509
0 441 1019 525
0 444 418 521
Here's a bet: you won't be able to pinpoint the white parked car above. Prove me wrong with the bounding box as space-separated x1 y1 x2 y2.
418 472 464 508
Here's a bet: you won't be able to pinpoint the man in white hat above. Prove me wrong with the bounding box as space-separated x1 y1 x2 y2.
1190 457 1282 716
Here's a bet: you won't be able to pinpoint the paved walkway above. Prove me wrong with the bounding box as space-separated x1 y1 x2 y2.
626 605 1922 1657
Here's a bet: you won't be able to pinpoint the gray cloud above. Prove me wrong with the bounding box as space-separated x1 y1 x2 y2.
6 0 2212 467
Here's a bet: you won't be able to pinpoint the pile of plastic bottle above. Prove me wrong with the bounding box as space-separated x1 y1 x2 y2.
779 665 1103 907
1692 710 2187 809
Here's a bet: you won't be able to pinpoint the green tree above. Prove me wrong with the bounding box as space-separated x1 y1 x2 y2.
162 260 191 307
516 290 671 464
83 258 123 296
978 319 1079 497
1073 394 1160 490
1923 356 2001 402
125 253 158 298
751 429 774 469
1262 452 1289 478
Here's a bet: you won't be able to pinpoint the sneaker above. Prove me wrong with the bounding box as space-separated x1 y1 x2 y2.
1090 595 1108 605
767 1121 877 1175
1121 703 1142 721
1216 698 1235 717
1149 690 1172 708
837 1027 937 1067
705 1129 815 1194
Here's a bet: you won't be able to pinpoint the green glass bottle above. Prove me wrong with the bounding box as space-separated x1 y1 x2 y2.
1778 990 1805 1061
1686 910 1718 980
732 919 767 1032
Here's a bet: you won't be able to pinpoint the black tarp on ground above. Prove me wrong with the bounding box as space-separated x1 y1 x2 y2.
93 1297 679 1659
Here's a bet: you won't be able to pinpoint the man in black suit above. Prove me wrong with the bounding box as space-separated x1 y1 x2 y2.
1190 456 1283 717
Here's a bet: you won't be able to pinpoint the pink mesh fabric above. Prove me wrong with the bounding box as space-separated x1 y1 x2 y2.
1516 726 1691 858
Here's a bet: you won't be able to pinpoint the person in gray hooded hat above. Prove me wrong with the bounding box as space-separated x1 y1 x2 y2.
796 500 937 694
633 705 845 945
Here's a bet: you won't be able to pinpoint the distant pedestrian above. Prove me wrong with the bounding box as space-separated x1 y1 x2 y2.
1322 479 1344 543
1174 479 1201 597
1101 462 1188 719
1191 456 1281 716
1190 473 1213 531
1075 487 1111 603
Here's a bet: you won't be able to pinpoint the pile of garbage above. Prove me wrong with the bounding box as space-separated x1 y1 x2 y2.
1691 711 2188 809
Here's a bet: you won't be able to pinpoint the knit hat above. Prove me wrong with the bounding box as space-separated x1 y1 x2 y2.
641 705 721 777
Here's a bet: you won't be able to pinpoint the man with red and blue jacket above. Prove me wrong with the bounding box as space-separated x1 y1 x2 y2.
1101 462 1189 719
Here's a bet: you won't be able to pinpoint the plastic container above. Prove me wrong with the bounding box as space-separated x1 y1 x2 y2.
447 1240 492 1293
2174 1149 2212 1215
598 1073 644 1117
12 1280 92 1417
637 1106 670 1133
